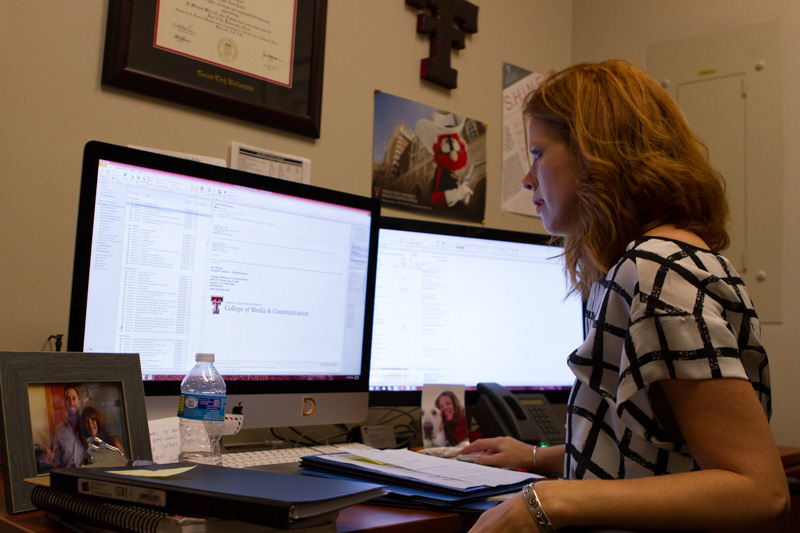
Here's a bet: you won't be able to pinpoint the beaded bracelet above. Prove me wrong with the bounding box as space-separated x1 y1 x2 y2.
522 482 557 533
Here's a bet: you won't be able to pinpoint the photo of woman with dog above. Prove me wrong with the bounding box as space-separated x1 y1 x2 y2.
420 385 469 449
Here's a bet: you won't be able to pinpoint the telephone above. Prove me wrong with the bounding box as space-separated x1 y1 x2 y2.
472 382 565 446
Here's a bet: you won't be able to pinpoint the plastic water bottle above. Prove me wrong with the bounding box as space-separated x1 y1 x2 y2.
178 353 226 465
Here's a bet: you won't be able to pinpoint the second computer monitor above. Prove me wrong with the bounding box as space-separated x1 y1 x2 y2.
369 217 584 406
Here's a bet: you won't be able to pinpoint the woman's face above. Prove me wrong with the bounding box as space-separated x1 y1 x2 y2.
85 417 98 436
437 395 455 421
521 117 582 236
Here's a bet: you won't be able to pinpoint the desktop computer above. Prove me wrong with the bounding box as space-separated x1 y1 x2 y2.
67 141 381 431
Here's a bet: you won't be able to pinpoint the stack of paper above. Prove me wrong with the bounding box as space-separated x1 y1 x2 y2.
300 447 542 511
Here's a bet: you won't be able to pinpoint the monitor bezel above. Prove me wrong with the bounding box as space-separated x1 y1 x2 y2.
67 141 381 399
367 216 578 407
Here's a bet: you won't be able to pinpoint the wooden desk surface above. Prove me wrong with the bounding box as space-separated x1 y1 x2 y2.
778 445 800 468
338 505 476 532
779 445 800 481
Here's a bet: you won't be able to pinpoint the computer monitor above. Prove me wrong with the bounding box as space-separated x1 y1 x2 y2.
67 141 380 429
369 217 584 407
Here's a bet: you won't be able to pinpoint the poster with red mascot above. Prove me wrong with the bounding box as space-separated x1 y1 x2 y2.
372 91 486 222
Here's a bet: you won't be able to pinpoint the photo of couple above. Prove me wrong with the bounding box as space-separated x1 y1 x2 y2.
29 382 127 474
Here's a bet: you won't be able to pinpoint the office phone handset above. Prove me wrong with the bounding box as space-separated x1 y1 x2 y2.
473 382 566 446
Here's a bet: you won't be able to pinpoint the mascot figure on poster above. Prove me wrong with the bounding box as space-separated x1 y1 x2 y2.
416 111 474 208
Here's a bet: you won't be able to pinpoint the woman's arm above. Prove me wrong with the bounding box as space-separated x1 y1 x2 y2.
460 438 565 476
110 436 126 457
470 377 790 532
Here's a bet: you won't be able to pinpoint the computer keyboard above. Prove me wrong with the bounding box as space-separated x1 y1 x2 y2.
222 442 375 469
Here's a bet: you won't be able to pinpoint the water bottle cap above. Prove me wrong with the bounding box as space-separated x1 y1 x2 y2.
195 353 215 362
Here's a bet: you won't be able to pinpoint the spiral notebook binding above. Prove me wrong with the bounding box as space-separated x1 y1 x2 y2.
31 484 169 533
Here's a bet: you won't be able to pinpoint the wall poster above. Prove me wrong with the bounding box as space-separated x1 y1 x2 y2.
372 91 486 223
501 62 544 217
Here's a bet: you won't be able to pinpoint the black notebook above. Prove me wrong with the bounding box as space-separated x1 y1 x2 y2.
48 462 386 529
32 484 338 533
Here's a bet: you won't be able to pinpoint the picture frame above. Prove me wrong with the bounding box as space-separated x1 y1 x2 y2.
0 352 152 513
102 0 328 138
420 385 469 449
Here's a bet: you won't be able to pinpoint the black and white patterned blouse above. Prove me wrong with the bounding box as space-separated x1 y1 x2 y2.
565 237 770 480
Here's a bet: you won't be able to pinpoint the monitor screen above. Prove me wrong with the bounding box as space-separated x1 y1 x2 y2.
369 217 584 406
68 141 380 429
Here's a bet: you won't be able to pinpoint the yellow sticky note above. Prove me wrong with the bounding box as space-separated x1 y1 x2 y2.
108 465 196 478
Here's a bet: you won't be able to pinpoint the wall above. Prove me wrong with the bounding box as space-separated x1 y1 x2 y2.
572 0 800 446
0 1 571 350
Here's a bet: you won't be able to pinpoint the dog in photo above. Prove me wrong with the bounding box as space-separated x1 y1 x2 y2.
420 404 448 448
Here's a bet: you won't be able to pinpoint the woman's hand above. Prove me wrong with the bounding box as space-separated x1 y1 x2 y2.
469 492 539 532
459 436 534 471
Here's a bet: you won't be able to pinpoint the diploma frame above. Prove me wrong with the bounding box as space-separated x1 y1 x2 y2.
0 352 152 513
102 0 328 138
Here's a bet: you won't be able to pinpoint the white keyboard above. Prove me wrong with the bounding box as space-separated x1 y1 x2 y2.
222 442 375 469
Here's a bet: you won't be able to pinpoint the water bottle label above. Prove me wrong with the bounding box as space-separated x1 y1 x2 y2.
178 394 226 421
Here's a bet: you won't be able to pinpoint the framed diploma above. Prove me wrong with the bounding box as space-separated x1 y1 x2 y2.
102 0 328 138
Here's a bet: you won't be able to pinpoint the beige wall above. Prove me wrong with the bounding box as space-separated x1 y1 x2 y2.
572 0 800 446
3 1 797 446
0 0 570 352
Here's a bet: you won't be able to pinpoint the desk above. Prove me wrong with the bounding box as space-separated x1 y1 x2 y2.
0 480 479 533
5 447 799 532
779 445 800 478
778 445 800 533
